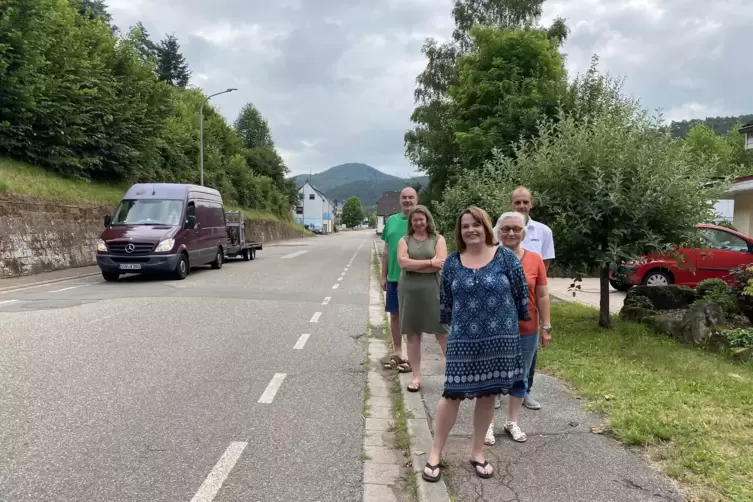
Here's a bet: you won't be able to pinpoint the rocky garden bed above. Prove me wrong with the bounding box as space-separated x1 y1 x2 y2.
619 275 753 363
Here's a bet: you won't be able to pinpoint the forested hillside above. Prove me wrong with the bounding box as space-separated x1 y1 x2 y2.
0 0 296 217
669 114 753 138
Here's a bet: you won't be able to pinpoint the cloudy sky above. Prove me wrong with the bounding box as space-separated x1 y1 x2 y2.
105 0 752 178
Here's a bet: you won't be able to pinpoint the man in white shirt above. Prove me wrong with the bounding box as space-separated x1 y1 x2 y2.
510 186 555 410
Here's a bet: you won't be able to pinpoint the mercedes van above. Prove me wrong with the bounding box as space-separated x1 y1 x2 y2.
96 183 228 281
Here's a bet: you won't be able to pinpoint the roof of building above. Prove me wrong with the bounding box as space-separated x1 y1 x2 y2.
300 182 334 206
376 191 401 216
740 121 753 133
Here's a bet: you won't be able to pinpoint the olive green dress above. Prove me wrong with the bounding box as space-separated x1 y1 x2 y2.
398 234 447 335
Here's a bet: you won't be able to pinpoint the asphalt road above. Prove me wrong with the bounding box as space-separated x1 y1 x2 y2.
0 230 373 502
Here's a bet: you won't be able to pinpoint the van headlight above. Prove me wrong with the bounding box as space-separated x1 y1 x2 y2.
154 238 175 252
97 239 107 252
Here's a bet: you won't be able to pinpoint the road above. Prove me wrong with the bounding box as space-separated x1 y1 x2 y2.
0 230 373 502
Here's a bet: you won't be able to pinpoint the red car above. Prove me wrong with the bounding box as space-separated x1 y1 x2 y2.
609 224 753 291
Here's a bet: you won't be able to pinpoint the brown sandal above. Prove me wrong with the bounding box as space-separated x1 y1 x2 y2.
392 356 411 373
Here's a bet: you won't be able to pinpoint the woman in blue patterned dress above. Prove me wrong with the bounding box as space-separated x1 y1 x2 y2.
422 206 530 483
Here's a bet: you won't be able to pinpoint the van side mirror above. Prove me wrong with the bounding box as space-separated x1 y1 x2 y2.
186 215 196 229
103 215 112 227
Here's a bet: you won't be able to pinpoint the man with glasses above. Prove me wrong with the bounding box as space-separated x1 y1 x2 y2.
506 186 555 410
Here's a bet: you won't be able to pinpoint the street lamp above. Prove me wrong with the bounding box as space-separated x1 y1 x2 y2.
199 88 237 186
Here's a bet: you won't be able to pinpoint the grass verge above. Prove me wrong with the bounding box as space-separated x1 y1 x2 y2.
0 157 308 232
542 302 753 502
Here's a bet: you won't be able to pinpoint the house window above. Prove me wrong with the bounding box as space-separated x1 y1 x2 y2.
745 132 753 150
309 194 315 200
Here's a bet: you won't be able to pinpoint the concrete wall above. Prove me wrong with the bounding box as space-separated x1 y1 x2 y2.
0 194 308 278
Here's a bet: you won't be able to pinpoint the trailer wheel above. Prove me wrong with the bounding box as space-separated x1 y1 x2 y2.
242 249 251 261
250 248 256 260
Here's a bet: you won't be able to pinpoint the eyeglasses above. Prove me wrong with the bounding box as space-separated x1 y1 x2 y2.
500 226 523 234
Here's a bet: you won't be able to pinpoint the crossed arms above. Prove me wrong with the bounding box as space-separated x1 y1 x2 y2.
397 235 448 273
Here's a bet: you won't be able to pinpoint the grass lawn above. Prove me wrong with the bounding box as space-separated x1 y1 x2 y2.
541 302 753 502
0 157 307 231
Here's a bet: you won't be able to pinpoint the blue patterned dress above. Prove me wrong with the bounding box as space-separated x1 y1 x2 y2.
439 246 531 400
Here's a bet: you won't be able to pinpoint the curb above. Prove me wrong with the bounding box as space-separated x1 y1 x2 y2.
0 271 100 294
372 239 450 502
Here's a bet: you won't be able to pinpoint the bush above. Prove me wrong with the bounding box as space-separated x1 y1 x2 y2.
724 328 753 348
623 294 654 311
705 291 739 315
696 278 730 298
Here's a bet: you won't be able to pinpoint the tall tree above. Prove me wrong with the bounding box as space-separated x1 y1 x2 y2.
341 197 366 228
404 0 568 205
448 26 566 171
76 0 112 24
156 34 190 87
438 64 725 327
129 22 159 63
234 103 274 150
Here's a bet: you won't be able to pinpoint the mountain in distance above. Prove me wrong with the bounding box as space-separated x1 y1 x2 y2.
292 162 428 208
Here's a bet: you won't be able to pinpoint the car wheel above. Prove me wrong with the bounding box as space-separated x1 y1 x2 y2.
102 271 119 282
642 270 672 286
211 248 224 269
609 279 632 292
173 254 189 280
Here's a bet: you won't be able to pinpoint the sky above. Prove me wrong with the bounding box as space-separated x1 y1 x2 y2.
105 0 752 178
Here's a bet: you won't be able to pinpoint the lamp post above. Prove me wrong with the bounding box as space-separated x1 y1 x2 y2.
200 88 237 185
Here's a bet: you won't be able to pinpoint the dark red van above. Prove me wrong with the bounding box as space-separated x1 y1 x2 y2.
96 183 228 281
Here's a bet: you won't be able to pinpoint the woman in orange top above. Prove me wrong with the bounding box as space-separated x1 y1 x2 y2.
484 211 552 445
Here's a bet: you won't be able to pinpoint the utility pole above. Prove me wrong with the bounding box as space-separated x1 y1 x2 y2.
200 88 237 185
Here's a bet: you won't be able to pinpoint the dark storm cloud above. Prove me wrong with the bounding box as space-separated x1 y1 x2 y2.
105 0 751 176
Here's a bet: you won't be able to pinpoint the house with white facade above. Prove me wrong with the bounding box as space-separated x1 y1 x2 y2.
295 182 335 234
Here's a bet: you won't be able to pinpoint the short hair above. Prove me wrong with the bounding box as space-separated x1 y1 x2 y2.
407 205 436 236
493 212 528 242
454 206 495 252
510 186 533 202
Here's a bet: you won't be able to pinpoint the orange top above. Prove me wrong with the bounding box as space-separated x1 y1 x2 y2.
518 250 547 335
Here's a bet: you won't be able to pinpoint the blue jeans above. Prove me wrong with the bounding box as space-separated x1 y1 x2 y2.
510 333 539 398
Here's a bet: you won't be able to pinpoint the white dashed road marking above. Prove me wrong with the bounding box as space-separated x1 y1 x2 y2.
310 312 321 323
337 277 343 281
293 334 310 350
332 284 340 289
280 250 308 259
258 373 287 404
322 297 330 305
190 441 248 502
49 284 86 293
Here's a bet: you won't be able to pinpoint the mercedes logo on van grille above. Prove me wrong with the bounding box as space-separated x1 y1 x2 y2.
125 243 136 253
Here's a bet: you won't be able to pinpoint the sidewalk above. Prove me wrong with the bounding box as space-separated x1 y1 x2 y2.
547 277 626 313
0 266 100 293
401 340 683 502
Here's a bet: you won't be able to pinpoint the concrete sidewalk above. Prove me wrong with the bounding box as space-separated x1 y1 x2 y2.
402 341 683 502
0 265 100 293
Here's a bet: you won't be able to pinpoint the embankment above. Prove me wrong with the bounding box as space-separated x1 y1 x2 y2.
0 194 307 278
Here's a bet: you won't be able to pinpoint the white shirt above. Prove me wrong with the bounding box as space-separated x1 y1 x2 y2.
522 218 555 260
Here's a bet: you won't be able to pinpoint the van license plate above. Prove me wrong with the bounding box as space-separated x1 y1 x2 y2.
119 264 142 270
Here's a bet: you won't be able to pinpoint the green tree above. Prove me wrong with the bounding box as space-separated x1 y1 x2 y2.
404 0 568 206
234 103 274 149
438 65 726 327
0 0 294 219
684 123 753 177
449 26 566 171
157 34 190 87
341 196 365 228
368 211 377 228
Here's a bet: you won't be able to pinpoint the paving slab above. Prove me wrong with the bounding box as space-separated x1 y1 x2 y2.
413 338 684 502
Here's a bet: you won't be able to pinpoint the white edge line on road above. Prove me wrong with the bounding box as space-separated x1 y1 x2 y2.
280 250 308 259
293 333 310 349
322 297 330 305
190 441 248 502
332 284 340 289
258 373 287 404
48 284 86 293
310 312 321 322
0 299 19 306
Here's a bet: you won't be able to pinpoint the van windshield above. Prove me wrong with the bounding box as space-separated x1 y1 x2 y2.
111 199 184 226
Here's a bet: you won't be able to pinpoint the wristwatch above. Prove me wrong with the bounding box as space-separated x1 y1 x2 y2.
541 325 552 334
